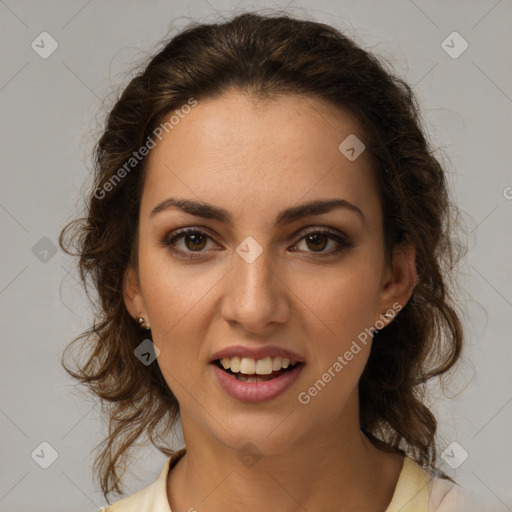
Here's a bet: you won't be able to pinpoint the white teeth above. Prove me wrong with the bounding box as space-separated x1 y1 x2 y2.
240 357 256 374
255 357 273 375
218 355 297 375
272 357 282 371
230 356 241 373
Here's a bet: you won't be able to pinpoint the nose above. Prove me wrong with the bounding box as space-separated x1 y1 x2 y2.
220 244 289 333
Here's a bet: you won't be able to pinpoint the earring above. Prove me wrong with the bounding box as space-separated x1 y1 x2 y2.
382 311 394 319
137 311 151 330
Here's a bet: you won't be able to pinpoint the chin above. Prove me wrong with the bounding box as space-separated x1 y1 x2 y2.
211 412 306 457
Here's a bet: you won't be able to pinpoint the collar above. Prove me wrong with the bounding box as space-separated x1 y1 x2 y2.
105 451 431 512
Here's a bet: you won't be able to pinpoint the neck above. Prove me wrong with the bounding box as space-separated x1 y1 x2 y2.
167 394 403 512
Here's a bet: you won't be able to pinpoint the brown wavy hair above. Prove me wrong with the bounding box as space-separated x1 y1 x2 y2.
59 10 467 500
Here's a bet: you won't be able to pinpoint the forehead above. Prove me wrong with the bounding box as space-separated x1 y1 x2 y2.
141 91 379 223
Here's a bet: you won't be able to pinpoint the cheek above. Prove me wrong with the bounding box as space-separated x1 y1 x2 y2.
139 244 224 333
139 239 384 405
137 255 208 377
292 257 383 408
296 261 383 347
295 273 376 413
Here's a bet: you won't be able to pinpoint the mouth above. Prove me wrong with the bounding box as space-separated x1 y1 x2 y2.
214 356 302 382
212 357 305 402
210 346 306 402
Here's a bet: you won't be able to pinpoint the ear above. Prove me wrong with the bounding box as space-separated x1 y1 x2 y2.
375 242 418 325
123 264 146 320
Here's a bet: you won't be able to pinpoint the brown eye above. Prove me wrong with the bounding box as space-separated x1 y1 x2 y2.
163 228 218 259
305 233 329 252
183 233 207 251
292 229 354 257
163 227 353 261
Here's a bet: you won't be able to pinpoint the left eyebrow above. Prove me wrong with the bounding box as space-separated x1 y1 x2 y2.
150 197 366 227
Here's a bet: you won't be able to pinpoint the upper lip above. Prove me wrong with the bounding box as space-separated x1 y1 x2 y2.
211 345 305 363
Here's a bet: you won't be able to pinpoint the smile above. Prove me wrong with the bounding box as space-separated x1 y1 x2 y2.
212 356 304 402
218 356 298 381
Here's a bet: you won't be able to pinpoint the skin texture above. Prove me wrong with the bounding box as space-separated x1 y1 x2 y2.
123 90 417 511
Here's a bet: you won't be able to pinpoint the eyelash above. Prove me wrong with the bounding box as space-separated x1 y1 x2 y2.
161 227 354 260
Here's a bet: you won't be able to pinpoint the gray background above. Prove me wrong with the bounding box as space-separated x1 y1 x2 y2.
1 0 511 510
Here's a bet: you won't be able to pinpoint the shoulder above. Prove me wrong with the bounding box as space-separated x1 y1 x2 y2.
98 449 186 512
385 457 496 512
385 456 432 511
428 473 501 511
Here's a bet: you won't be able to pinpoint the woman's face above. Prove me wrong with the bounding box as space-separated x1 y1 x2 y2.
124 90 415 455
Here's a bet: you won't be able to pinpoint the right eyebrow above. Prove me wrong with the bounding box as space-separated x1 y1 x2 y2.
150 197 366 227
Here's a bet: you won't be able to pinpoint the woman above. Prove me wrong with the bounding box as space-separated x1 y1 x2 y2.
60 11 484 512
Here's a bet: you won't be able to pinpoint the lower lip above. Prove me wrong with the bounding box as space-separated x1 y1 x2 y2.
212 363 304 403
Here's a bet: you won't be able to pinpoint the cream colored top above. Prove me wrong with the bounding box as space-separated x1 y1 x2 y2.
99 449 485 511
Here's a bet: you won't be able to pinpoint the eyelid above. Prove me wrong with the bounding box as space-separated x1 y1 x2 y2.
294 225 351 241
162 227 222 251
162 225 353 259
161 226 213 251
